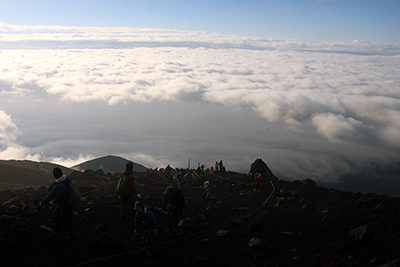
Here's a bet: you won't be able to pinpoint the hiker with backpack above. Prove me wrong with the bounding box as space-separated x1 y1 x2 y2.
176 170 183 189
184 171 193 188
134 201 158 257
254 173 263 193
204 180 215 199
160 185 185 240
39 167 79 241
116 162 141 221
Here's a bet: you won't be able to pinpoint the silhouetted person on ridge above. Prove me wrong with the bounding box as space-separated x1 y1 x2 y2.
219 160 223 172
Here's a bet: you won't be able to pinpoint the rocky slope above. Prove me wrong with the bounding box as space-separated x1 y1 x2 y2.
1 167 400 267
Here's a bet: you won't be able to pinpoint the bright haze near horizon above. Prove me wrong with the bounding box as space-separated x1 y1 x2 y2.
0 0 399 186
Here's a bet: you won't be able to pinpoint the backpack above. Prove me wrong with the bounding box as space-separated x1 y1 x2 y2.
144 205 159 221
115 174 130 196
254 174 263 183
174 187 185 209
64 181 81 207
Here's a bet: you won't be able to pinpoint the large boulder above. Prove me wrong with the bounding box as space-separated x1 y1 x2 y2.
248 159 279 184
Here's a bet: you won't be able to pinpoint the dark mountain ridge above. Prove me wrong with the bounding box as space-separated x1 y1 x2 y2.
0 155 147 190
0 159 75 189
72 155 148 173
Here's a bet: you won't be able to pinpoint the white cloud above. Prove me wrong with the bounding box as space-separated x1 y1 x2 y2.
0 110 41 161
0 24 399 183
312 113 365 142
0 110 21 148
379 126 400 148
50 154 96 168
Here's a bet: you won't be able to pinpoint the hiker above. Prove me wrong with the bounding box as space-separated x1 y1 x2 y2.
191 170 199 185
118 162 141 220
184 171 192 188
215 161 219 171
165 165 173 182
154 167 159 180
148 168 154 179
160 186 184 239
134 201 158 257
39 167 76 240
254 173 263 193
160 169 167 183
204 180 215 199
209 166 215 175
219 160 223 172
176 170 183 188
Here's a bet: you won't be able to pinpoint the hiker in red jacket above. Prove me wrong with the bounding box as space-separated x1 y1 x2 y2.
148 168 154 179
254 173 263 193
119 162 141 221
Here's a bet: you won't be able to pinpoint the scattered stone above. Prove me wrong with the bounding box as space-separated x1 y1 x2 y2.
349 224 376 241
280 231 294 237
216 229 230 237
39 225 54 233
249 237 265 249
2 195 26 211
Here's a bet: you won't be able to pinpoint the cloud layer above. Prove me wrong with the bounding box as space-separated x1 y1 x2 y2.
1 23 399 183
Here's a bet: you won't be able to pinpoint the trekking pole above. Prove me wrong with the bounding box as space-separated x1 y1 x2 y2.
157 208 168 215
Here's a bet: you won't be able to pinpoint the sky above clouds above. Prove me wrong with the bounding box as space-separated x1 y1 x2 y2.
0 0 399 43
0 1 399 184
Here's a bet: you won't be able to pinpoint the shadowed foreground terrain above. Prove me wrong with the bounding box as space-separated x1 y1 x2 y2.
1 167 400 267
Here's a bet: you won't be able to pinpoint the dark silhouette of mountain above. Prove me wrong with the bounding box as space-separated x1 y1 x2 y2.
0 159 75 189
71 155 148 173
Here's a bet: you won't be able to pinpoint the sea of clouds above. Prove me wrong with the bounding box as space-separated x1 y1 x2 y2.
1 23 399 184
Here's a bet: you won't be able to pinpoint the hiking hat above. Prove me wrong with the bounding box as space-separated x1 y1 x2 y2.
164 186 175 195
53 167 63 178
134 201 143 211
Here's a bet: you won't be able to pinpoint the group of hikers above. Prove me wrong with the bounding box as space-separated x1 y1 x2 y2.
116 162 187 255
38 162 189 256
147 160 225 189
38 160 264 256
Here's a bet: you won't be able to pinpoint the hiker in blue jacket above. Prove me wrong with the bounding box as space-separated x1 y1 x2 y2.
134 201 157 256
39 167 75 240
160 186 184 241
